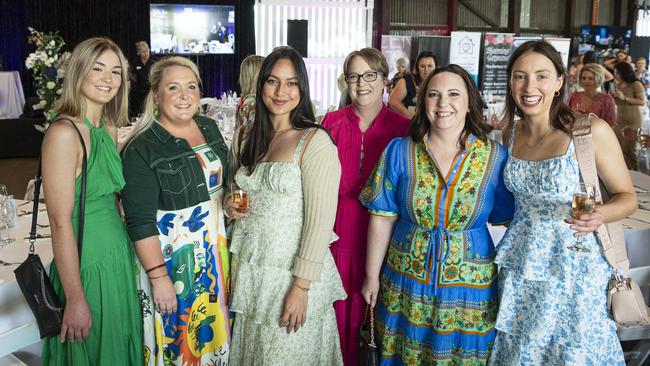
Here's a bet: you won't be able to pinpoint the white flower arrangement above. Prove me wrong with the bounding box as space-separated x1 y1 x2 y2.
24 27 68 132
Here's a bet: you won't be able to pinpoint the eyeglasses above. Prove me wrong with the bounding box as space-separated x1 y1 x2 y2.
345 71 384 84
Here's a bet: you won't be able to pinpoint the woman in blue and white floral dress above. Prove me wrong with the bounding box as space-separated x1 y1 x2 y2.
489 41 637 365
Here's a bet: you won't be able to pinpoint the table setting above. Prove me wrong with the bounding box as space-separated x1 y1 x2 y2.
0 183 51 358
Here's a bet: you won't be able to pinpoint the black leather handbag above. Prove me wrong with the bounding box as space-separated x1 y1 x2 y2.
358 305 380 366
13 118 87 338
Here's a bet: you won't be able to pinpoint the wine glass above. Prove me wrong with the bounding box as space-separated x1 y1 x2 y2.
0 197 16 246
230 187 249 214
637 128 649 149
567 183 596 252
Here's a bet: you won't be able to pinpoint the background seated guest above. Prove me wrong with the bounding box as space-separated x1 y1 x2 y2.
321 47 410 365
489 40 635 366
129 41 156 119
236 54 264 127
121 56 232 365
388 51 437 119
226 46 345 365
613 61 648 170
361 64 514 365
567 63 617 126
388 57 409 94
41 37 143 364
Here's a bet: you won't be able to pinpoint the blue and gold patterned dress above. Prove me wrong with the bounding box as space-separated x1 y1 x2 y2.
360 135 513 365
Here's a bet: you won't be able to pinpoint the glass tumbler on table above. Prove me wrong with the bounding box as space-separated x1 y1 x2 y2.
567 183 596 252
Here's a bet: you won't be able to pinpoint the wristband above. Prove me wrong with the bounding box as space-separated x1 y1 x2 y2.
145 263 166 274
294 283 310 292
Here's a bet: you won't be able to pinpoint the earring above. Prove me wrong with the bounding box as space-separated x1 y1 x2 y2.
554 90 560 97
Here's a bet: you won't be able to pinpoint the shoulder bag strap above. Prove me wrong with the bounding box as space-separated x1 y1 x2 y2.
29 118 87 258
571 113 629 275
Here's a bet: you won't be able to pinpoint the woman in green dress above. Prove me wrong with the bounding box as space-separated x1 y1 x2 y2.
40 37 143 364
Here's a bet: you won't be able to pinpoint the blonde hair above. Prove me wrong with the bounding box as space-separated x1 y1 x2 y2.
238 55 264 95
52 37 129 127
396 57 409 69
580 63 604 87
127 56 202 144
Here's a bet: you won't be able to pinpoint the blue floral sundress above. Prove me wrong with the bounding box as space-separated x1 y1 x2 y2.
489 124 625 365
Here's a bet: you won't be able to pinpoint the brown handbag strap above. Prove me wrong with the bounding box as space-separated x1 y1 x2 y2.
571 113 630 276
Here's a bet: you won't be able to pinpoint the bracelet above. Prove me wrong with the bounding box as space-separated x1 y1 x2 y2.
149 273 168 281
294 283 310 292
145 263 166 274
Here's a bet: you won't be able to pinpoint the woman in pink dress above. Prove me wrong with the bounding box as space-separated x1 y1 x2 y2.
567 63 617 126
321 48 410 365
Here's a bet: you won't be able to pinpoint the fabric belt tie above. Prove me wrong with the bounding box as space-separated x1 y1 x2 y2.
398 218 485 272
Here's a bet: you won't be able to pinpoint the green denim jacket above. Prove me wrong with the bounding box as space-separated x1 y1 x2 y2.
121 115 229 242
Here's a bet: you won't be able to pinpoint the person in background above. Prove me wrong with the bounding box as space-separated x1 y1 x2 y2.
489 40 635 365
388 57 409 94
389 51 437 118
361 64 514 365
321 47 410 365
604 49 629 72
567 63 617 126
129 41 156 119
41 37 143 364
236 54 265 127
567 53 583 93
121 56 231 365
226 46 345 365
578 51 614 84
613 61 648 170
635 57 650 100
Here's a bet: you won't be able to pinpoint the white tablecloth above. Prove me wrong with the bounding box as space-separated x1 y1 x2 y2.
0 72 25 119
0 201 50 357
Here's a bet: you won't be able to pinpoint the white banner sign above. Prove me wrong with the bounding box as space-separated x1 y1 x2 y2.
449 31 482 85
544 37 572 69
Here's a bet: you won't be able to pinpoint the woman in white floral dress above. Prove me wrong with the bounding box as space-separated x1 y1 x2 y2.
488 41 637 365
225 46 346 365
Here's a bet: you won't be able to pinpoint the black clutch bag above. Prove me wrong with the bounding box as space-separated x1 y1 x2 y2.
358 305 380 366
13 118 87 338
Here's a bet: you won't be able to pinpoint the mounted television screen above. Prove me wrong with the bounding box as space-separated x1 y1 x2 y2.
578 25 632 52
150 4 235 54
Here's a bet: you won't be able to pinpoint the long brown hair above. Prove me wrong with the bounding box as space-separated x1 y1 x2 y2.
239 46 329 174
503 41 575 136
408 64 492 149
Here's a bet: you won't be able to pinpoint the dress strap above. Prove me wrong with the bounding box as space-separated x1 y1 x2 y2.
292 128 317 164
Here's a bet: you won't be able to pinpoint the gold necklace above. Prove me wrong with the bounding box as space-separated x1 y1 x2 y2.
522 125 553 149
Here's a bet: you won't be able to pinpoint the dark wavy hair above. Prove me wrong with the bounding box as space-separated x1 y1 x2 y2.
414 51 438 85
503 40 574 136
239 46 328 173
408 64 492 149
615 61 639 84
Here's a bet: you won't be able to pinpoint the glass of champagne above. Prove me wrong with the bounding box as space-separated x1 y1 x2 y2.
637 128 649 149
568 183 596 252
231 188 249 214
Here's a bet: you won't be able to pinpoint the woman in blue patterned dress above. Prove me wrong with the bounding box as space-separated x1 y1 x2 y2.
360 64 514 365
489 41 637 365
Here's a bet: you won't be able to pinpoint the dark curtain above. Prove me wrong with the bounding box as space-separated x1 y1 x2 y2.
0 0 256 98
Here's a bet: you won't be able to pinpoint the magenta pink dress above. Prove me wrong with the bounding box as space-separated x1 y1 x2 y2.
567 91 618 126
321 104 410 365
